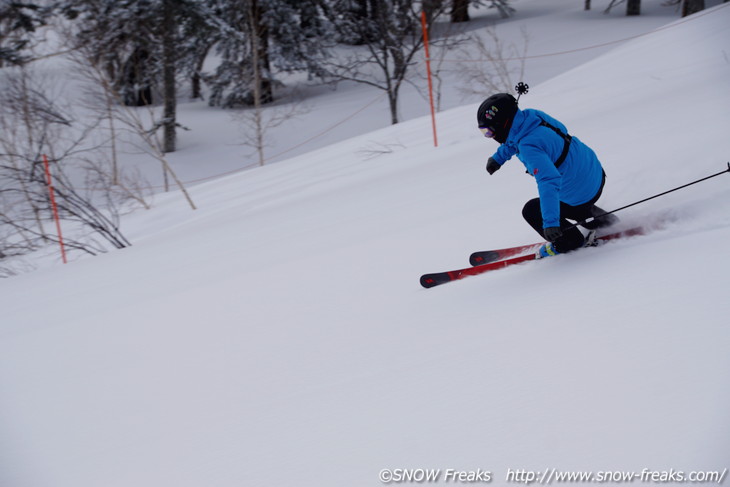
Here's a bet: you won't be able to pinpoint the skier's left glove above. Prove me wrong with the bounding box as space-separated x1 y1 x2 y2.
486 157 501 175
544 226 563 242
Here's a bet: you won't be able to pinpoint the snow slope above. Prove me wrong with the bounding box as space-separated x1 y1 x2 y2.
2 3 730 487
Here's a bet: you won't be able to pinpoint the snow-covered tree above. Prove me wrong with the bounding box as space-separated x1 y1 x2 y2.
60 0 214 152
203 0 330 108
176 1 219 100
61 0 151 104
0 1 51 66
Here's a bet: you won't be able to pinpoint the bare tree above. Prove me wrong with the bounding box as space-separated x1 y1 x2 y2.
112 104 197 210
411 20 471 111
60 26 195 210
0 67 136 261
322 0 449 124
455 25 529 99
0 68 49 243
249 0 266 164
233 92 309 167
61 29 155 209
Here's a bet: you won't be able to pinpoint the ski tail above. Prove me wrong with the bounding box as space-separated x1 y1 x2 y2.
421 254 537 288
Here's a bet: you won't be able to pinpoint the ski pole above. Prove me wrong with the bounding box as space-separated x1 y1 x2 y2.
576 162 730 228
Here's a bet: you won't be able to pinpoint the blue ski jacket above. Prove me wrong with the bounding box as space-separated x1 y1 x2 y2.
490 108 604 228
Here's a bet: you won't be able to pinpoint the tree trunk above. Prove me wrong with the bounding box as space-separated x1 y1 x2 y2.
585 0 591 10
626 0 641 16
191 72 201 100
191 44 211 100
422 0 444 23
250 0 265 165
250 0 273 104
122 48 152 106
162 0 176 153
387 75 402 124
388 90 398 125
682 0 705 16
451 0 470 22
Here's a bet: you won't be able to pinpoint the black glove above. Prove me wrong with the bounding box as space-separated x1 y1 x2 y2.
544 226 563 242
486 157 501 175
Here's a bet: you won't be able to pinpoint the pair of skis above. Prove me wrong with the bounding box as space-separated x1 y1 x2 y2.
420 226 645 289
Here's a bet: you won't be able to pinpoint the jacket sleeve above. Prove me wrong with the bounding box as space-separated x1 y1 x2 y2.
491 142 517 166
520 143 562 228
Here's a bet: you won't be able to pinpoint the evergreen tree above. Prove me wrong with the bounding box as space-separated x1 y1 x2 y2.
60 0 156 106
0 1 51 66
60 0 214 152
177 0 219 100
203 0 329 108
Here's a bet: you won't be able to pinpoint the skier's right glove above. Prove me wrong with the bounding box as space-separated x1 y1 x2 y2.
544 226 563 242
486 157 501 175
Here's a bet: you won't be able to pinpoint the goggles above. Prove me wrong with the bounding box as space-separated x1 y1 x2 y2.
479 126 495 138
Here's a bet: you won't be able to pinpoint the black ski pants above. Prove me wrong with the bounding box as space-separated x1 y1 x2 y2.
522 172 606 253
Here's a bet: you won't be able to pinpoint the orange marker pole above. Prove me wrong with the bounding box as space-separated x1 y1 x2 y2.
43 154 67 264
421 10 438 147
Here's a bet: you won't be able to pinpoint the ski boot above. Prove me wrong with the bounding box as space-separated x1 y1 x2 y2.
535 242 560 259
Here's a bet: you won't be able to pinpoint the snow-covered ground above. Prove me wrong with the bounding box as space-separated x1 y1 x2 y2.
2 2 730 486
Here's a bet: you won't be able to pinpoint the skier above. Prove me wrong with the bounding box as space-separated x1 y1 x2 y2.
477 92 617 258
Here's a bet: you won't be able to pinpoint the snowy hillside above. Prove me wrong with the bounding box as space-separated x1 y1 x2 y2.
2 3 730 487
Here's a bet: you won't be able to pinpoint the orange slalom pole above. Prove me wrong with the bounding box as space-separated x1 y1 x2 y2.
43 154 68 264
421 11 438 147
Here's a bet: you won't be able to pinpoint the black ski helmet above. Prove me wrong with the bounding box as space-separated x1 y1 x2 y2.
477 93 518 143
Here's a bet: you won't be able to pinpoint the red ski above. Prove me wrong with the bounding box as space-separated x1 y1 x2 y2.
469 226 645 265
420 226 645 289
420 253 538 288
469 242 541 266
